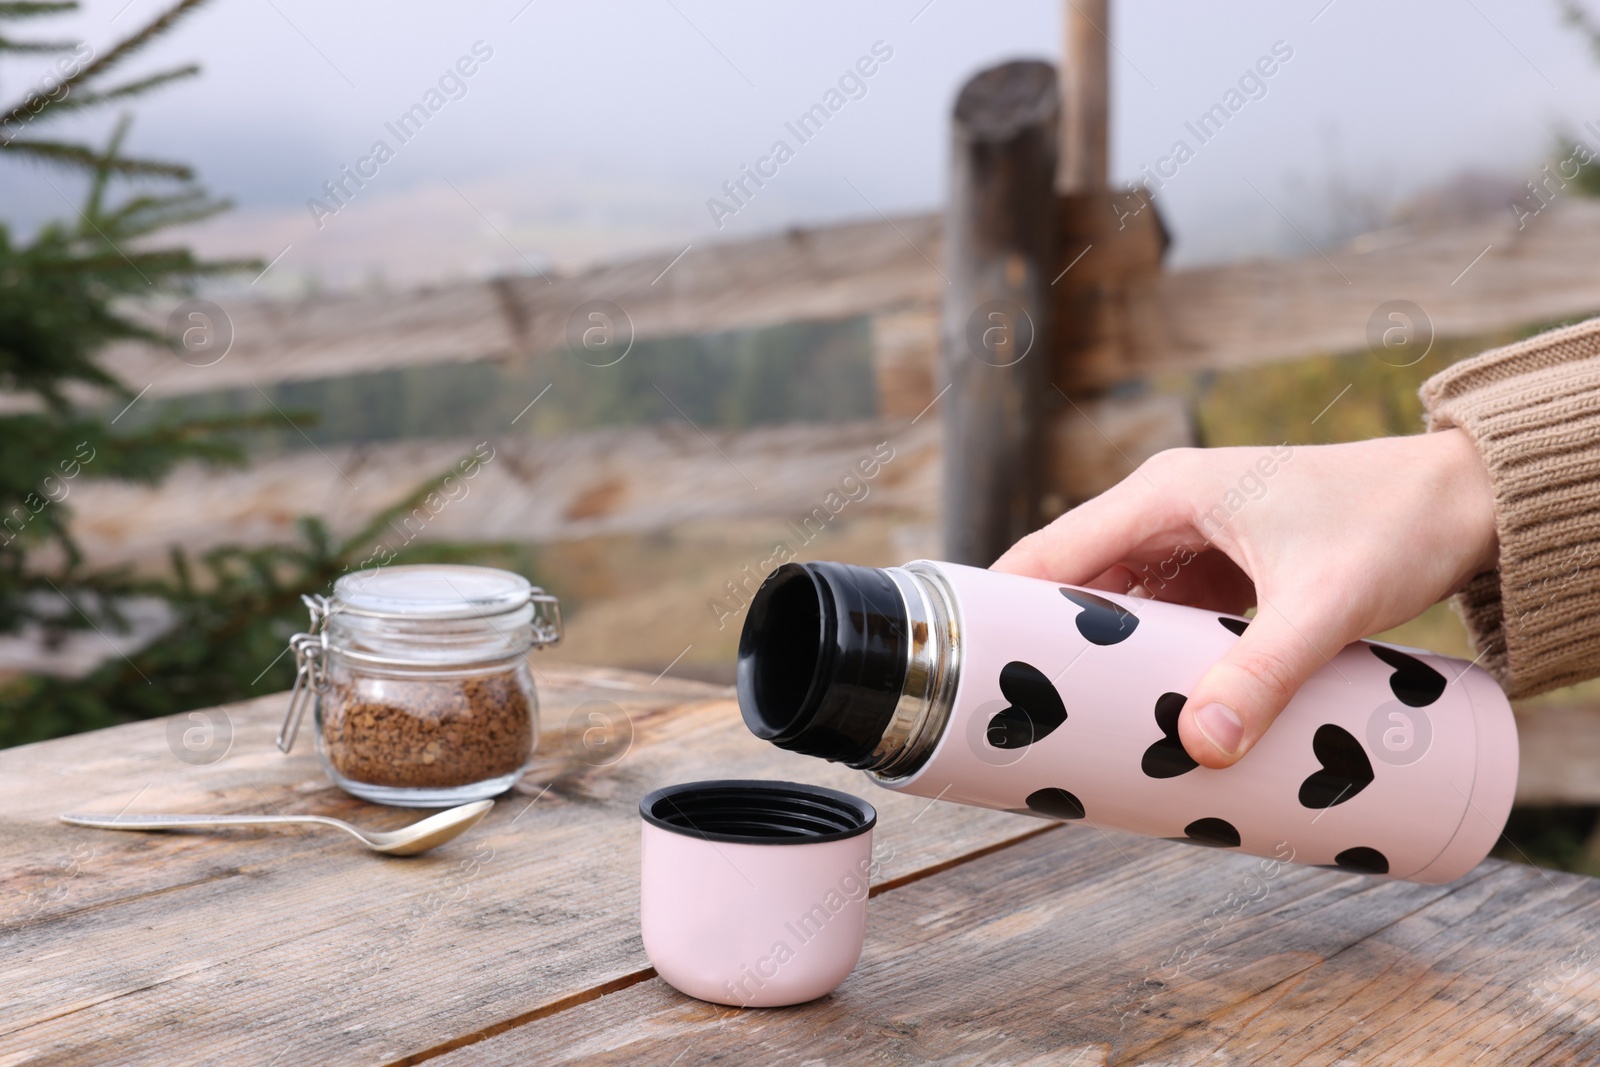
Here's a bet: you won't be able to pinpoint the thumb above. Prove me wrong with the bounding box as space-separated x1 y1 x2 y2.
1177 600 1351 769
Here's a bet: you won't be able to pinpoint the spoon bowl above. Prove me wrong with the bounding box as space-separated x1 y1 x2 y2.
60 799 494 856
356 801 496 855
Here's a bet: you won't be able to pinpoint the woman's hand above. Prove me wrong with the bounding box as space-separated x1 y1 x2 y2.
991 430 1498 769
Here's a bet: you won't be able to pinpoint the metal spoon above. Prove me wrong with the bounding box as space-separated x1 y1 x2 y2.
59 799 494 856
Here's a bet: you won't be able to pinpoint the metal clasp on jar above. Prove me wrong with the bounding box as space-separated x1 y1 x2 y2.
530 588 563 648
277 594 332 753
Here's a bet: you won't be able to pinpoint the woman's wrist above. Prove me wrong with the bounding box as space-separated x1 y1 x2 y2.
1426 427 1499 580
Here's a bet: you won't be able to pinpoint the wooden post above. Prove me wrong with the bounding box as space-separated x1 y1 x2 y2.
1058 0 1109 193
1053 0 1117 396
941 61 1059 566
1045 0 1183 517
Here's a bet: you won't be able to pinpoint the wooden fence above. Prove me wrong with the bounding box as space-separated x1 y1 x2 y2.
102 197 1600 413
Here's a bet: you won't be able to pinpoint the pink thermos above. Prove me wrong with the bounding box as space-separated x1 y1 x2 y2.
737 560 1518 883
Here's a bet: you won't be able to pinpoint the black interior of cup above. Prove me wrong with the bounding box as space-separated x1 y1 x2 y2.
641 780 876 845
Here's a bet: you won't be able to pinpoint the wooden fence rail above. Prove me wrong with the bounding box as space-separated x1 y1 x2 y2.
83 201 1600 415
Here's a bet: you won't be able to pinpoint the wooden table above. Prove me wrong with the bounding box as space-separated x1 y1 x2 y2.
3 663 1598 1066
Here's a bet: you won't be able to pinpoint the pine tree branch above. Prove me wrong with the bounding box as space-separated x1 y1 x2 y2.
98 184 232 237
48 0 210 99
31 249 260 280
38 64 198 113
0 0 479 745
0 0 212 182
0 34 74 51
81 112 128 219
0 3 79 17
0 138 191 178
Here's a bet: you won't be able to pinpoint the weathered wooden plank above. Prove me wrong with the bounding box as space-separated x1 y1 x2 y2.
75 201 1600 410
1041 386 1192 518
1514 701 1600 806
427 822 1600 1066
63 419 941 570
1120 201 1600 388
868 309 939 420
0 669 715 922
0 663 1035 1066
89 213 947 405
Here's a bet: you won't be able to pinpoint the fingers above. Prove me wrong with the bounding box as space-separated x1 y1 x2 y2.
1110 549 1256 615
1082 564 1143 595
992 463 1180 585
1176 597 1353 769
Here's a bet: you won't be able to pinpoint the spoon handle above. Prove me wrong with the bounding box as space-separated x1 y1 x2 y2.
61 813 330 831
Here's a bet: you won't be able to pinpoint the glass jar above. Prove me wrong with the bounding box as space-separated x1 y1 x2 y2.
277 565 562 807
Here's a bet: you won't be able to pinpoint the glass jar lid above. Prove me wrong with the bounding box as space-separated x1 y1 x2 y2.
321 565 561 661
333 564 533 620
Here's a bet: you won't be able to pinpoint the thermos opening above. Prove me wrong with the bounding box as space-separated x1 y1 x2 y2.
739 564 829 739
737 562 909 766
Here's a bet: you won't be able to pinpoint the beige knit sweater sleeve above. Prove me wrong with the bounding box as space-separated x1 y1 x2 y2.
1420 316 1600 698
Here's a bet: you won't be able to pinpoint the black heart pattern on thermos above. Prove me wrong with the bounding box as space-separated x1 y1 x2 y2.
978 600 1418 874
1058 588 1140 645
1170 817 1241 848
1369 644 1446 707
1317 846 1390 875
986 661 1069 749
1141 692 1199 779
1298 724 1375 808
1023 787 1086 820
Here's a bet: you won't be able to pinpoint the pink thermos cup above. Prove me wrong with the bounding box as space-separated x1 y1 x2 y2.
737 560 1518 883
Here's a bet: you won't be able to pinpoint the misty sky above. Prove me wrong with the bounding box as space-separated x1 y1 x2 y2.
5 0 1600 291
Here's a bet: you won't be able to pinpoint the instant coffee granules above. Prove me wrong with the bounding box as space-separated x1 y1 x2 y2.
320 673 535 789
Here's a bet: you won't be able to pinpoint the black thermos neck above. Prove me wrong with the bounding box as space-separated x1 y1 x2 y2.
736 561 909 766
